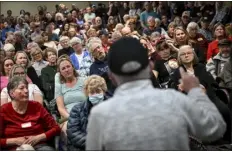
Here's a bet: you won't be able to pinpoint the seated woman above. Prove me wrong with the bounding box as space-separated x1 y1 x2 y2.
1 64 43 106
0 76 61 150
30 47 49 77
41 48 58 102
0 58 15 91
55 57 86 147
67 75 108 150
14 51 43 91
153 40 178 88
170 45 231 143
166 26 206 64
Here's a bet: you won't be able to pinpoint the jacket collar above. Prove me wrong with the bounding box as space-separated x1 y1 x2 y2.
114 79 153 97
213 53 230 61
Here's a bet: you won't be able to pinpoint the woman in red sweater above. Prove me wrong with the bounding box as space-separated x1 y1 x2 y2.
207 23 232 61
0 76 61 150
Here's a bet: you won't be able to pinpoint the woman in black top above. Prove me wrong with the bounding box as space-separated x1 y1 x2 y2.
14 51 43 91
153 40 178 88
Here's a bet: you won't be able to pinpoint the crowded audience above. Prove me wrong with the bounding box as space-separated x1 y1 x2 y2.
0 1 232 151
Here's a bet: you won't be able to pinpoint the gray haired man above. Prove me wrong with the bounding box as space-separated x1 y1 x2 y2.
86 37 226 150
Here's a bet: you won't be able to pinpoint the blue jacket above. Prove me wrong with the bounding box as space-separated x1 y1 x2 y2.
70 50 92 77
67 97 108 150
1 27 15 42
70 50 90 70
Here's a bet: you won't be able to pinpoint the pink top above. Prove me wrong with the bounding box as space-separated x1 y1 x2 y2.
0 76 32 91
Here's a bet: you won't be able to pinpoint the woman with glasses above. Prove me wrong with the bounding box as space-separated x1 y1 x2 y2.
14 51 43 91
170 45 231 143
30 47 48 77
1 64 43 106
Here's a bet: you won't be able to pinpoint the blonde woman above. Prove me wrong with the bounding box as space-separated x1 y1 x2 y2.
67 75 107 150
1 64 43 106
55 58 86 148
14 51 43 90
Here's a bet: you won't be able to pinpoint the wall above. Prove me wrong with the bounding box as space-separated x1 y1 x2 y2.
0 1 108 16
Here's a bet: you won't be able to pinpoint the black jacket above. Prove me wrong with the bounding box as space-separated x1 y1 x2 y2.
170 63 231 143
58 46 74 57
27 66 43 91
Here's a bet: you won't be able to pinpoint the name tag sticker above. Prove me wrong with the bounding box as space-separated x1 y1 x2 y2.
21 122 32 128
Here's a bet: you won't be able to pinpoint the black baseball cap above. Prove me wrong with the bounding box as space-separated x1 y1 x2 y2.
202 17 210 23
108 37 149 76
218 39 231 47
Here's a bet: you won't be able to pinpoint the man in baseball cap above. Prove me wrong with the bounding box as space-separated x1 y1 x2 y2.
86 37 226 150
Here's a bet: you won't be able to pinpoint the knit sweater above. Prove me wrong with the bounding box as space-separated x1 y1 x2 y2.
0 102 61 150
86 80 226 150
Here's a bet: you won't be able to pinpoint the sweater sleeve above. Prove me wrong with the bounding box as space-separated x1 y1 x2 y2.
207 43 213 61
86 106 105 150
27 66 43 91
206 58 217 79
175 88 226 142
0 107 7 147
39 104 61 140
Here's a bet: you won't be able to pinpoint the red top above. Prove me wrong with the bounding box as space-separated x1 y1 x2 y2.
0 101 61 150
207 37 232 60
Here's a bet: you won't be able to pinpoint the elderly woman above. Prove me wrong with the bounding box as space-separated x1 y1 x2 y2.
55 58 86 146
0 58 15 91
40 48 58 101
14 51 42 90
69 37 92 77
207 23 232 60
30 47 48 77
86 28 97 38
3 43 15 58
67 75 108 150
15 16 30 39
58 36 74 57
1 64 43 106
0 76 60 150
55 13 64 29
170 45 231 143
187 22 208 55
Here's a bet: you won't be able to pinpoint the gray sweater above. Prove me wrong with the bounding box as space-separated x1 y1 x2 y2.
86 80 226 150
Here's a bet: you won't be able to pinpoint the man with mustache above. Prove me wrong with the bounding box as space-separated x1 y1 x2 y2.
206 39 232 79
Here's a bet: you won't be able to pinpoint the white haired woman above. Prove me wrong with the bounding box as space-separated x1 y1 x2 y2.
3 43 15 58
170 45 231 143
55 13 64 29
187 22 208 55
67 75 108 150
0 76 60 150
1 64 43 106
58 36 74 57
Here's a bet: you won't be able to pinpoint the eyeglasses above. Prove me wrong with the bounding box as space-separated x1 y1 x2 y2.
32 52 41 57
180 52 193 57
13 72 25 76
